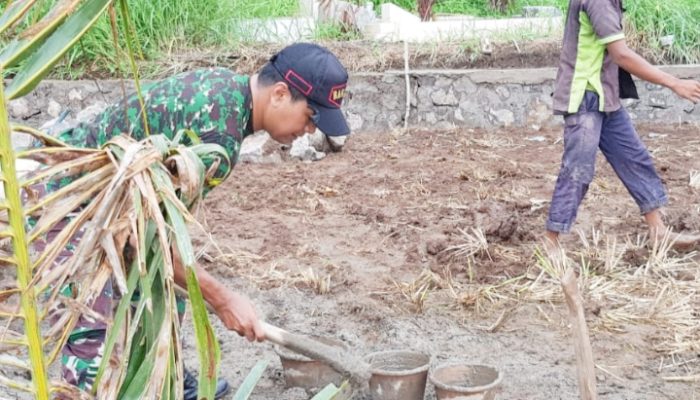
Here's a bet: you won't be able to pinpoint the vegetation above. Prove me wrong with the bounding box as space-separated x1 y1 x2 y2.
623 0 700 64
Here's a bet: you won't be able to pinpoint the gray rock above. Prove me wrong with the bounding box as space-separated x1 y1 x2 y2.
424 112 438 124
495 86 510 99
526 100 551 126
490 108 515 127
9 98 31 120
307 130 330 152
385 112 402 128
239 132 284 164
644 82 663 91
454 108 465 122
239 132 271 163
454 76 477 94
430 89 459 106
468 88 499 106
434 77 454 88
381 95 400 110
290 134 326 161
11 131 34 150
76 102 107 123
68 88 83 101
416 85 434 109
349 80 379 94
346 112 364 132
621 98 637 108
381 74 397 84
327 135 348 152
47 100 62 118
648 96 669 109
40 117 75 136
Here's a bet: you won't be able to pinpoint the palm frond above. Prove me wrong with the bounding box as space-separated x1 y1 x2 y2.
1 129 224 398
0 76 49 399
4 0 114 99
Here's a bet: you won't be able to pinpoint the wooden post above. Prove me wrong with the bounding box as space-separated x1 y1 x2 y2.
561 268 597 400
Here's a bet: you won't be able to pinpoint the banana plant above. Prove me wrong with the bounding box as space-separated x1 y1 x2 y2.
0 0 218 399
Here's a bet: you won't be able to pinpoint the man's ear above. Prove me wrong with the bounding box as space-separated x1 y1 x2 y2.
270 82 290 107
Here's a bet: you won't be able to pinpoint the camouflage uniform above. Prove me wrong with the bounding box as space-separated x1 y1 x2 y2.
35 68 254 390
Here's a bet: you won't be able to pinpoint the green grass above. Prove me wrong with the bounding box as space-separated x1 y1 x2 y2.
53 0 299 77
370 0 568 17
623 0 700 64
313 22 362 41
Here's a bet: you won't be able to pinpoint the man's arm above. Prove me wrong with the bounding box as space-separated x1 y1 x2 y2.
172 246 265 342
607 40 700 103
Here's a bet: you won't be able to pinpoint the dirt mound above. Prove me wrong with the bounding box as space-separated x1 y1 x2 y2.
121 40 562 79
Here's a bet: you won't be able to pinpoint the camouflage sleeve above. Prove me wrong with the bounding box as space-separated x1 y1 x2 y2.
56 69 251 196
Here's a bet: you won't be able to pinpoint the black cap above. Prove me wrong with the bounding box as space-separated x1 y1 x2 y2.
270 43 350 137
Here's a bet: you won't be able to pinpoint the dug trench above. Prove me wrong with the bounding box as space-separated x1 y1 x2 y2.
182 123 700 399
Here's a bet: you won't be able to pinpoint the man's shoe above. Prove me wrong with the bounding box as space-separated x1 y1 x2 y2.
183 368 231 400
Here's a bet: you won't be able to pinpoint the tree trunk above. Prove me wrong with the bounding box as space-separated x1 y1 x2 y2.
418 0 436 21
489 0 510 13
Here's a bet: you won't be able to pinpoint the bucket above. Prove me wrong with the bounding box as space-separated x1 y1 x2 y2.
429 362 502 400
275 336 348 391
364 350 430 400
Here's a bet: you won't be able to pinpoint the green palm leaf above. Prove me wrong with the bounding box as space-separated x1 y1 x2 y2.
0 0 37 35
1 0 226 398
0 0 76 69
1 127 226 399
311 383 346 400
233 360 269 400
0 79 49 400
5 0 113 99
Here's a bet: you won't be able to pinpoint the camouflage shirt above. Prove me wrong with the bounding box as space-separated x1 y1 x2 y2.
58 67 254 194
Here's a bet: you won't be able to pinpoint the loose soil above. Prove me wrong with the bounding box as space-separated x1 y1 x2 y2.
69 39 676 80
182 123 700 399
147 40 563 77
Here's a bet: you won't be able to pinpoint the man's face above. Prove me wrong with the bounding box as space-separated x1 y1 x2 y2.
265 83 318 144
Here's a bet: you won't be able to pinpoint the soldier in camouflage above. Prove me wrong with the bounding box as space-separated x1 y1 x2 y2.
39 43 350 398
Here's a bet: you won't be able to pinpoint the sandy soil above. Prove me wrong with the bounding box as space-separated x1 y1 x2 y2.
180 122 700 399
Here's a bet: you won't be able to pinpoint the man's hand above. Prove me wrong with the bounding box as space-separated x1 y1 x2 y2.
607 40 700 103
670 79 700 103
211 291 266 342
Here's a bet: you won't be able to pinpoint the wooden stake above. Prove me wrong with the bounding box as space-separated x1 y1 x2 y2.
561 268 597 400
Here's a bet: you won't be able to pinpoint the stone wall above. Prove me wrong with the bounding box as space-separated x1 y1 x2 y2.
7 66 700 133
344 66 700 132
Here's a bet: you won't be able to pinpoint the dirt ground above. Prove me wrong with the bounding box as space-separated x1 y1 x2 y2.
144 40 562 78
181 122 700 399
84 39 673 80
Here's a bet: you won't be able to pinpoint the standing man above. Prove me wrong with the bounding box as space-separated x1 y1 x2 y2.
47 42 350 398
544 0 700 252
